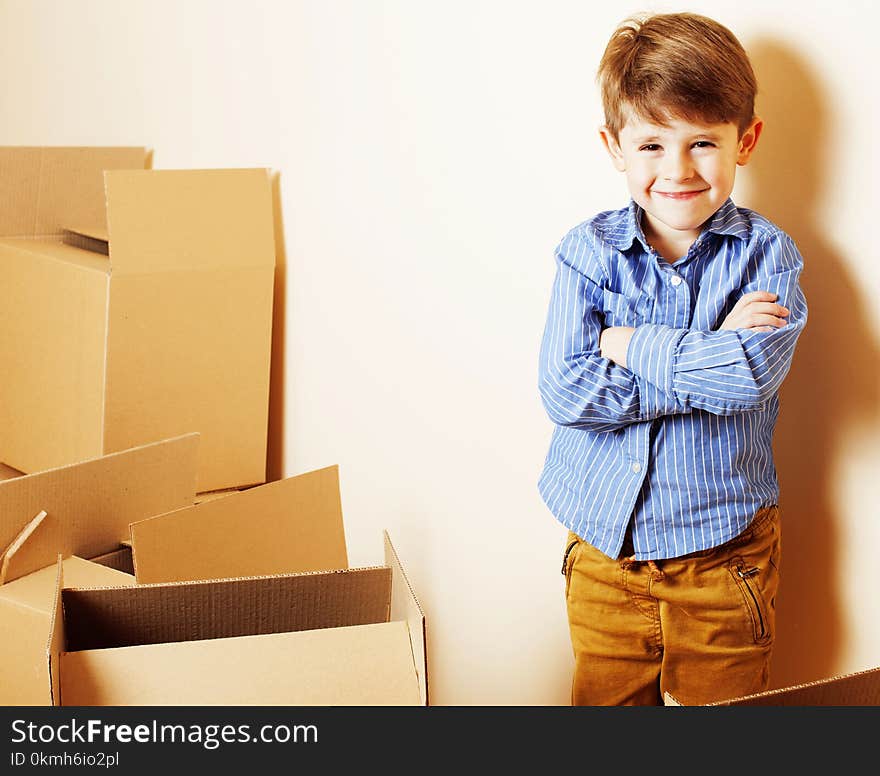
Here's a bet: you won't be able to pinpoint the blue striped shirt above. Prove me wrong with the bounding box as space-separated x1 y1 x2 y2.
537 198 807 560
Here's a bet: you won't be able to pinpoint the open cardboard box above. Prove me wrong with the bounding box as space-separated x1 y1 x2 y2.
0 434 199 705
48 465 428 706
0 146 277 492
664 667 880 705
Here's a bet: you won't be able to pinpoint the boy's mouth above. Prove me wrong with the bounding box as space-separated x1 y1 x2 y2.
652 189 708 200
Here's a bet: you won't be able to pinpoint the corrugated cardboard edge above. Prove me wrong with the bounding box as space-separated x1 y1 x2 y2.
62 227 109 256
384 531 428 706
47 555 64 706
0 510 48 585
61 565 392 651
88 546 134 576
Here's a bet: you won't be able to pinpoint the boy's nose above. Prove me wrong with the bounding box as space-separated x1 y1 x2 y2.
661 151 695 182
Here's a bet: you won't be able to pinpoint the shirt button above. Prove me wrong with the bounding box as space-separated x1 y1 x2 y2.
631 462 642 474
670 275 683 286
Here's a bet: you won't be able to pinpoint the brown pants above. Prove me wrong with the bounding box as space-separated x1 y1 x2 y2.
563 505 781 706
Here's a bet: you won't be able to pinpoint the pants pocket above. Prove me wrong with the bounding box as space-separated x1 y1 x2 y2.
561 532 581 600
727 555 773 645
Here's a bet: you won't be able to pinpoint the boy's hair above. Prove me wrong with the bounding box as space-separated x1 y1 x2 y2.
598 12 757 139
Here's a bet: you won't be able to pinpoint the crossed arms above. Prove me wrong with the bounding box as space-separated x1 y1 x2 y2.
537 231 808 432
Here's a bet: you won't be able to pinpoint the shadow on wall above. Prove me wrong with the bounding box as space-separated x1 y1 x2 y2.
747 39 880 688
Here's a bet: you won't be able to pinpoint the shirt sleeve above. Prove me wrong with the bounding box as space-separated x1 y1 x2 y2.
538 229 690 431
626 231 807 414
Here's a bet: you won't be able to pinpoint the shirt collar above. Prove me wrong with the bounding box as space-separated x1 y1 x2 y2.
604 198 751 253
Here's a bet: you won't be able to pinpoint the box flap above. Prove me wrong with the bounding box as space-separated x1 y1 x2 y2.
0 555 133 615
104 168 276 274
62 565 390 650
384 531 428 705
0 596 52 705
0 434 199 583
0 510 47 585
64 225 108 242
130 465 347 584
0 147 146 238
60 621 422 706
0 555 129 706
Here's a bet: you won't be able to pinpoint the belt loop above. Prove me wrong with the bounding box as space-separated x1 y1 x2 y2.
647 559 665 582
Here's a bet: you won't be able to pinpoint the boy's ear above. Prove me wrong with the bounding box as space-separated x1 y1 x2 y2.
599 126 627 172
737 117 764 165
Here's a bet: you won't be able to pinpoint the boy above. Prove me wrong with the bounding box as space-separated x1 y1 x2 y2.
537 12 807 705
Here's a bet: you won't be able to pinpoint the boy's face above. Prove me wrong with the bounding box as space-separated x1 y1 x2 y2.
600 113 762 251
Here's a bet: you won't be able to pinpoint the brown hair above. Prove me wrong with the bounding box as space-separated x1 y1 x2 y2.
598 12 757 139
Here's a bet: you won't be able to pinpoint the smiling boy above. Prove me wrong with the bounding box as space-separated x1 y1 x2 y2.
538 12 807 705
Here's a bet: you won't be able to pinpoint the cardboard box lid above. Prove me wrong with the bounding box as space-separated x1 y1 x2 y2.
0 433 199 584
0 147 146 238
104 168 276 275
130 465 348 584
664 666 880 706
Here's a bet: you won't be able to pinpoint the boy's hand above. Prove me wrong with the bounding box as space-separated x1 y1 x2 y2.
599 326 635 368
719 291 789 332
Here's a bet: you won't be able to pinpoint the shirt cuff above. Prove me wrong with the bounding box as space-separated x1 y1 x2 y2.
627 323 684 395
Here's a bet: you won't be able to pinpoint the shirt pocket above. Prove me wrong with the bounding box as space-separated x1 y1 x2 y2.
600 289 654 327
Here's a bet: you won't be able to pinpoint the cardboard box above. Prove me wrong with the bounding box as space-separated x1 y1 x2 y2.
49 465 428 706
664 668 880 705
0 433 199 705
0 147 277 492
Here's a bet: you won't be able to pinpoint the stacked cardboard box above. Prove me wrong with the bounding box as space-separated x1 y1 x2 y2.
0 146 277 493
0 149 427 707
664 668 880 706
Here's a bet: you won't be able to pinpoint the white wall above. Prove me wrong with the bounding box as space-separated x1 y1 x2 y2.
2 0 876 704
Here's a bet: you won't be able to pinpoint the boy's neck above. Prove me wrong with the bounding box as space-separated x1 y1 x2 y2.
641 216 701 263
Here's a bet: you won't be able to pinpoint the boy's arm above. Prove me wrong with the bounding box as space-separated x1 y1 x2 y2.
538 231 690 431
620 232 807 414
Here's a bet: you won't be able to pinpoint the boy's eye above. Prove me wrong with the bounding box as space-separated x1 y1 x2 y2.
638 144 661 152
692 141 716 148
